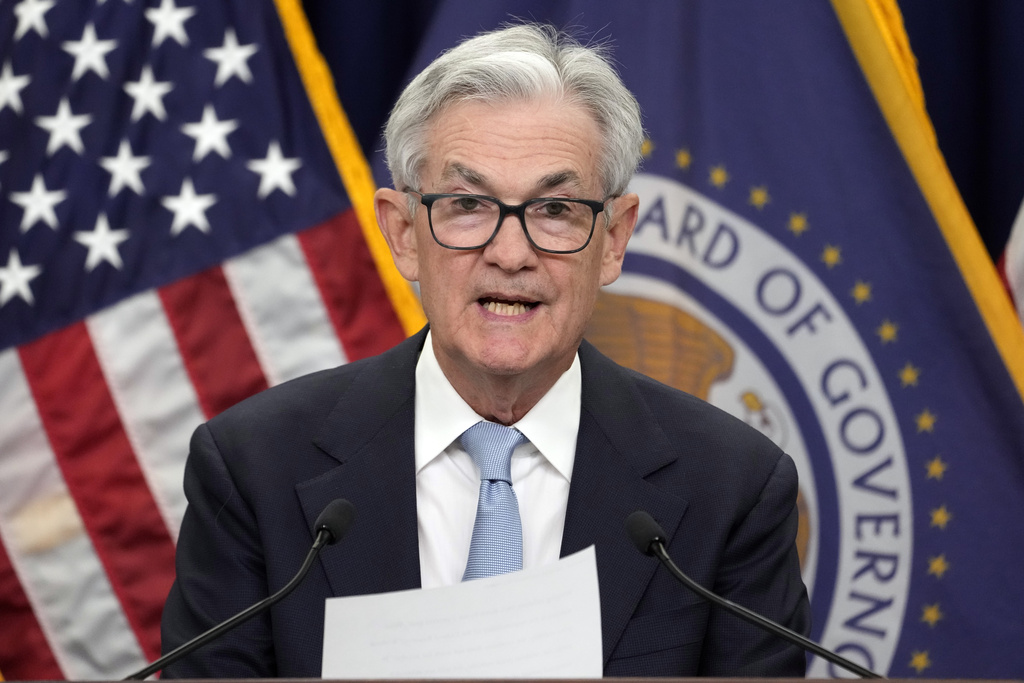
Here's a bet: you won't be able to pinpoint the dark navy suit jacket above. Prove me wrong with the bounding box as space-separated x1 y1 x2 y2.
161 329 810 677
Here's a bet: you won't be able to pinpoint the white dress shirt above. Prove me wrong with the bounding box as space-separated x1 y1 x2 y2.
414 331 580 588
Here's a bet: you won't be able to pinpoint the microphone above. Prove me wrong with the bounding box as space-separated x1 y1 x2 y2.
624 510 883 679
124 499 356 680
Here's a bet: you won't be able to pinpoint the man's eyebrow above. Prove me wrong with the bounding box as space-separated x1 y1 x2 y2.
436 165 585 195
538 170 583 192
438 162 486 188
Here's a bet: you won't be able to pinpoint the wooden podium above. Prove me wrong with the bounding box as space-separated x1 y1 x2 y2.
17 679 1019 683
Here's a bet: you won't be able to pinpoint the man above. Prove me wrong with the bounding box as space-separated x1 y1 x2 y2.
161 23 810 677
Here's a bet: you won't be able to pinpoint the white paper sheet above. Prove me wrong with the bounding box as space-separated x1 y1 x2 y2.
321 545 602 679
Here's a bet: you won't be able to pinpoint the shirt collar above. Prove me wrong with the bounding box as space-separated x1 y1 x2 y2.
414 330 580 481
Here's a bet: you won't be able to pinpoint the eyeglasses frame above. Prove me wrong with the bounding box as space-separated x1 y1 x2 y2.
405 190 610 255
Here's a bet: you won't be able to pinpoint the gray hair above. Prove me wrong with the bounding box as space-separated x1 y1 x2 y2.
383 23 644 198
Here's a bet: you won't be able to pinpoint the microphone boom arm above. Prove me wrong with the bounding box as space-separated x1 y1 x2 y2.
124 528 331 680
648 540 883 679
124 496 355 680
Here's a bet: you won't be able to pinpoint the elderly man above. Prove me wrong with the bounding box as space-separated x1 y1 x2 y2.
161 23 810 677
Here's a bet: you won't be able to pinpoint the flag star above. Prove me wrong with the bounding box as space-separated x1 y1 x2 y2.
10 173 67 232
909 651 932 674
124 65 174 121
74 214 130 271
927 554 950 579
247 141 301 198
749 186 770 210
181 104 238 161
99 140 151 196
877 319 898 343
14 0 56 40
0 61 31 114
162 178 217 235
921 603 943 627
0 249 42 307
821 244 842 268
0 150 8 187
62 23 118 81
709 164 729 188
204 28 258 87
852 280 872 304
35 97 93 156
675 148 692 170
925 455 947 480
788 212 809 236
145 0 196 47
899 362 920 387
915 408 937 433
930 504 952 529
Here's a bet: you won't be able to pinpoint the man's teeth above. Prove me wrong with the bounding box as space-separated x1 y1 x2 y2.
483 301 532 316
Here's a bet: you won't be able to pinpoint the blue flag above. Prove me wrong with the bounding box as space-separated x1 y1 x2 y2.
392 0 1024 677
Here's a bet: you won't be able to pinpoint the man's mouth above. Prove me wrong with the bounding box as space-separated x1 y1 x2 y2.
479 298 536 316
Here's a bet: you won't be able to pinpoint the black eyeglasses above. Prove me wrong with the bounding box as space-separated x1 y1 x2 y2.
406 191 608 254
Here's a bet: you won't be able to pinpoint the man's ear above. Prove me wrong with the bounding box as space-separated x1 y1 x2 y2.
375 188 420 282
599 192 639 286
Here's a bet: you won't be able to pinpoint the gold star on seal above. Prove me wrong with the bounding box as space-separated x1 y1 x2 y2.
899 362 920 387
852 280 871 304
788 212 809 236
641 138 654 158
749 185 770 209
930 504 952 529
921 603 943 627
916 409 937 433
675 148 692 170
877 319 898 343
925 456 947 480
821 244 841 268
928 554 950 578
709 165 729 188
909 650 932 673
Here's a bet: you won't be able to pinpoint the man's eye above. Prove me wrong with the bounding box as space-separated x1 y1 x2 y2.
453 197 482 211
538 201 572 217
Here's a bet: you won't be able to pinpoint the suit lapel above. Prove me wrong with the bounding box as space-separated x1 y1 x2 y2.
297 331 427 598
561 342 689 665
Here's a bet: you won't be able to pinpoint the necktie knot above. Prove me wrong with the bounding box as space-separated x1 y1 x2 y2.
460 421 525 483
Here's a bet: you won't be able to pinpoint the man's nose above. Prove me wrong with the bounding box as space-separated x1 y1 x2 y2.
483 213 536 270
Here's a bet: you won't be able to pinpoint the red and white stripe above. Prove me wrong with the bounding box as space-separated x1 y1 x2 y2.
0 210 406 679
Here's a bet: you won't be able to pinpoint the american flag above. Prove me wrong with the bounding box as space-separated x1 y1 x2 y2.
0 0 415 678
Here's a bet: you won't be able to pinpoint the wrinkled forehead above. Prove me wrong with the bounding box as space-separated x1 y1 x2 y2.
419 96 605 193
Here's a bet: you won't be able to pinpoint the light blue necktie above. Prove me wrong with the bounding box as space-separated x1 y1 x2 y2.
461 421 527 581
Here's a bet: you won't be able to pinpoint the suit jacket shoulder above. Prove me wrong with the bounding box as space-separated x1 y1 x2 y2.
578 338 788 498
162 331 427 678
571 340 809 676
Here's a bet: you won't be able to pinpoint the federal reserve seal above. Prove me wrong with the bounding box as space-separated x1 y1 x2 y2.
586 173 913 676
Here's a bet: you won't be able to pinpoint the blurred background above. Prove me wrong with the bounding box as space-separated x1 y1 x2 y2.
302 0 1024 263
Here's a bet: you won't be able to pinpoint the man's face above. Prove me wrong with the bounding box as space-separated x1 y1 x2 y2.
379 98 637 391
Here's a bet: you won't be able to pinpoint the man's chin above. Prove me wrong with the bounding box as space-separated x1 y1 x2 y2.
471 341 578 383
436 327 571 383
471 347 537 378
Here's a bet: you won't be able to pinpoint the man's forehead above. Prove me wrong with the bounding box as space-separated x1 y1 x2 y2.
417 97 603 192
